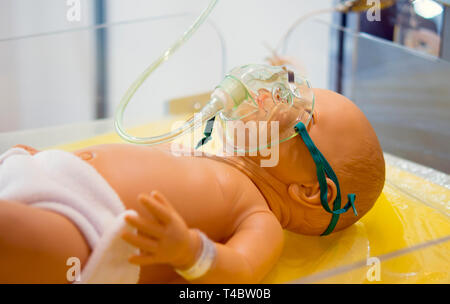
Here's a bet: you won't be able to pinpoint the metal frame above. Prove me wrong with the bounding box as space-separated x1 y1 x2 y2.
328 2 360 96
94 0 108 119
441 5 450 60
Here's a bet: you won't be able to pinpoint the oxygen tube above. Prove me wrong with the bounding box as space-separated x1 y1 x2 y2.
114 0 226 145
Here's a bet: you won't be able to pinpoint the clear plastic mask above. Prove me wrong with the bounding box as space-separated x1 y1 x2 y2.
215 64 315 153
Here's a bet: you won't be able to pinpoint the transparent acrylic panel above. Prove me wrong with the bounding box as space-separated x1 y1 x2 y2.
291 235 450 284
284 18 450 174
261 162 449 284
0 12 226 139
0 12 448 284
272 18 450 284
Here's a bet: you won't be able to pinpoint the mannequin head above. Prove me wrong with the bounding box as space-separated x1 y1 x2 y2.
248 88 385 235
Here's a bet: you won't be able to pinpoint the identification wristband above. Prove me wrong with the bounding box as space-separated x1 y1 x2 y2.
175 229 216 281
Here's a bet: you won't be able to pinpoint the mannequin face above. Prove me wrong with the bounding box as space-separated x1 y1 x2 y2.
247 88 385 235
219 88 312 155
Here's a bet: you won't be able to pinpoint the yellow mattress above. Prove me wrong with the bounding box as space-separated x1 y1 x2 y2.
51 118 450 284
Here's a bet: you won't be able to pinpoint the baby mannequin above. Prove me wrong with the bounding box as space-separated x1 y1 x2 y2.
0 88 385 284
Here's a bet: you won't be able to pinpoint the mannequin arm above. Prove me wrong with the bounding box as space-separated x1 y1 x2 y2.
191 210 284 284
122 191 284 283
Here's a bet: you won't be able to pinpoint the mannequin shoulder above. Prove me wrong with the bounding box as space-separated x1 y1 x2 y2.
204 157 269 211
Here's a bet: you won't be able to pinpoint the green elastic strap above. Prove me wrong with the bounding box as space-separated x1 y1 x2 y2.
196 116 216 149
294 122 357 236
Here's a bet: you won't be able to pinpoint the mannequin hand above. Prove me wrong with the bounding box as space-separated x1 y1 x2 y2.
122 191 200 269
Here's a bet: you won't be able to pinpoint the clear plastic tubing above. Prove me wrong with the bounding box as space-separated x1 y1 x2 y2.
114 0 222 145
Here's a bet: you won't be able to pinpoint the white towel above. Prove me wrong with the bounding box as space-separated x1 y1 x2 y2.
0 147 140 283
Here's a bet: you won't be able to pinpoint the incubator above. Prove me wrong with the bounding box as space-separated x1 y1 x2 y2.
112 0 402 150
113 0 315 152
0 0 448 284
110 1 447 280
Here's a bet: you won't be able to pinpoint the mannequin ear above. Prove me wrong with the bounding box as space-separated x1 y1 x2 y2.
288 178 337 209
306 110 318 131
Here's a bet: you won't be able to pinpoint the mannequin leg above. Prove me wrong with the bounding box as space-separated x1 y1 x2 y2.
0 200 90 283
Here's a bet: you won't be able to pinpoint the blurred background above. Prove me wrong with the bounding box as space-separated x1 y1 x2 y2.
0 0 449 172
0 0 335 131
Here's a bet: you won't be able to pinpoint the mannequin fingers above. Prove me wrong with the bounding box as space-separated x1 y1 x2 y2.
138 194 172 224
128 254 158 266
124 214 164 238
122 231 158 253
151 190 175 211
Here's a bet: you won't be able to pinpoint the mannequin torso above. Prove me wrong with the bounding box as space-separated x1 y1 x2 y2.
74 143 272 283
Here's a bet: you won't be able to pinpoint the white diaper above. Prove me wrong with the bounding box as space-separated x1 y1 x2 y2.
0 147 140 283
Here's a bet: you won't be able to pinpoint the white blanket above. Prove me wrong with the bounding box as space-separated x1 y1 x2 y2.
0 147 140 283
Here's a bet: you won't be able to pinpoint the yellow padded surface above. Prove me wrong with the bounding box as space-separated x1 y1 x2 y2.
51 119 450 284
